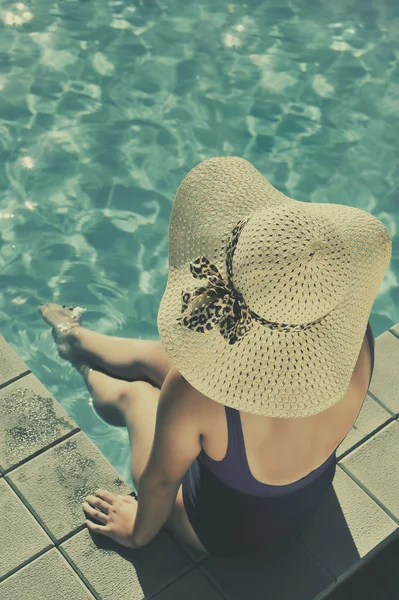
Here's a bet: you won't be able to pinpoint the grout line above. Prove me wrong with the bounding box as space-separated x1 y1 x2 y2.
3 476 65 546
197 564 232 600
0 545 54 584
3 428 81 475
336 463 399 526
1 478 99 598
145 563 199 600
56 524 88 546
57 545 100 600
0 369 31 391
367 390 397 416
1 331 397 597
4 476 92 548
289 535 337 583
388 328 399 340
312 528 399 599
336 416 396 461
162 528 206 565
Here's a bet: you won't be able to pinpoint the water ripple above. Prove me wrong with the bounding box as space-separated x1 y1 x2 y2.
1 0 398 478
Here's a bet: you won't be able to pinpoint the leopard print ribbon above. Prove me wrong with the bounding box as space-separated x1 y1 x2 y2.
176 216 332 343
176 217 253 345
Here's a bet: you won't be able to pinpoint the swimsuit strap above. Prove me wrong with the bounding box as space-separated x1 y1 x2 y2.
225 405 252 476
224 404 240 461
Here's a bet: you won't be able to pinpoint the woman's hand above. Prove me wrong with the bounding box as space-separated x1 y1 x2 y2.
82 489 141 549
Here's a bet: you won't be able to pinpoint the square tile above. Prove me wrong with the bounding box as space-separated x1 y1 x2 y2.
293 466 398 580
335 393 392 459
0 336 29 387
0 478 52 581
0 373 77 472
339 420 399 519
152 567 225 599
389 324 399 337
8 431 133 541
312 530 399 600
0 548 95 600
60 527 193 600
200 535 333 600
368 331 399 415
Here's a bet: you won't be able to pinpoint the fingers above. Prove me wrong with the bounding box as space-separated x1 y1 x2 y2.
85 495 110 513
82 501 108 524
85 519 107 533
94 489 118 504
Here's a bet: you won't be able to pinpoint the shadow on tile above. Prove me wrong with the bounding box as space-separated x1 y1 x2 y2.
61 528 194 600
292 467 398 581
198 466 398 600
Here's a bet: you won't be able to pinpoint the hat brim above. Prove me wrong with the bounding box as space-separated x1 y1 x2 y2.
157 156 390 417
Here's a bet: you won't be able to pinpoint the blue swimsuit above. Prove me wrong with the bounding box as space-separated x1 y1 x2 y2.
182 322 375 557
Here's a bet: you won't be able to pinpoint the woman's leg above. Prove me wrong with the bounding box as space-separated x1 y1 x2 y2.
74 360 133 427
78 361 207 553
38 302 174 388
71 327 174 388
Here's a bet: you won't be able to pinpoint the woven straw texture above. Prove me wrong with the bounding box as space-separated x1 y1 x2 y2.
157 156 392 417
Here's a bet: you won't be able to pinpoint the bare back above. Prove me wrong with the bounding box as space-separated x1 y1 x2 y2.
196 328 373 486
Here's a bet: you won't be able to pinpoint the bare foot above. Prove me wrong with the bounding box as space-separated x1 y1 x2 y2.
37 303 86 361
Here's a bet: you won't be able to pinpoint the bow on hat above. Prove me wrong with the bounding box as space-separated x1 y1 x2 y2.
176 215 328 344
176 217 253 345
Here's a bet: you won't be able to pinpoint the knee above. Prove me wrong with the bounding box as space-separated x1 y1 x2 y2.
117 380 156 409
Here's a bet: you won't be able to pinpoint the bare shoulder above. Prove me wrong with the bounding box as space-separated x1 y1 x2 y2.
168 366 215 418
165 366 204 403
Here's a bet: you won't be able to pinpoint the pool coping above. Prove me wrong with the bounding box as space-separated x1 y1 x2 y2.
0 325 398 599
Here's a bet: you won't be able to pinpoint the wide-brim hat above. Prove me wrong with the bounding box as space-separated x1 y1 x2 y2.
157 156 391 417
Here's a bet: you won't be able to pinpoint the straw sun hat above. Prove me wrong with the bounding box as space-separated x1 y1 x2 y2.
157 156 392 418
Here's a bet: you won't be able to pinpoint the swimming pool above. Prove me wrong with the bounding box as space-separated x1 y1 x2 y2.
1 0 397 488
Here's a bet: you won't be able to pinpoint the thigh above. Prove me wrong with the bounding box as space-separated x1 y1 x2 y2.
164 485 209 555
121 381 161 487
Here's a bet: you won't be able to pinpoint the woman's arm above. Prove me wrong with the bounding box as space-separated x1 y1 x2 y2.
130 478 179 547
130 367 203 547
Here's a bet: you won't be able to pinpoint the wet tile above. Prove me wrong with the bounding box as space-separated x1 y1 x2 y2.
200 535 333 600
368 330 399 415
60 527 193 600
0 548 95 599
339 420 399 519
0 373 77 472
293 466 398 580
0 478 52 581
0 336 29 387
153 566 224 599
7 431 133 541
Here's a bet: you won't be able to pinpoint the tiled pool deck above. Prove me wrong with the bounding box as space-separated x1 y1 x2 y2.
0 326 398 600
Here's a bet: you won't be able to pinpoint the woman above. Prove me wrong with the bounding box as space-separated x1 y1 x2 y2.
38 156 391 557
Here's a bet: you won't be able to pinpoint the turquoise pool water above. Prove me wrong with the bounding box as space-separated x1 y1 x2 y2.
1 0 398 488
